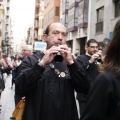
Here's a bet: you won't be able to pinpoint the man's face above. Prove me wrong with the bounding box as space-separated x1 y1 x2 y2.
22 47 31 57
86 43 98 55
44 23 67 49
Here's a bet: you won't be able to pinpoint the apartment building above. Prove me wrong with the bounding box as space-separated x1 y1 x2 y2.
38 0 44 41
0 0 11 55
34 0 40 41
61 0 89 55
0 2 5 48
27 26 34 46
43 0 60 31
88 0 120 51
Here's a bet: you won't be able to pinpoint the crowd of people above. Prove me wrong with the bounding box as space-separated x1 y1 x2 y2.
0 19 120 120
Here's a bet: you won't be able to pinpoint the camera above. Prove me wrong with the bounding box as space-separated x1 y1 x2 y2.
54 52 63 62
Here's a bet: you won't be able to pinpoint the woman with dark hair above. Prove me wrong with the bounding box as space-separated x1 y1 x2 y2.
11 55 22 88
80 19 120 120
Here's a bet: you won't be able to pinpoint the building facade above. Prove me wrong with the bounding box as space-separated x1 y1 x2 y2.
88 0 120 51
43 0 60 31
0 0 11 55
61 0 89 55
34 0 40 41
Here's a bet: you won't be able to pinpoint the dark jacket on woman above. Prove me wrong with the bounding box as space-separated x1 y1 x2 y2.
80 70 120 120
0 64 12 91
15 53 91 120
76 55 99 101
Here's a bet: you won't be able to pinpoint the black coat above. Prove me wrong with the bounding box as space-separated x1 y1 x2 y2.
0 65 12 91
80 70 120 120
15 53 90 120
76 55 99 101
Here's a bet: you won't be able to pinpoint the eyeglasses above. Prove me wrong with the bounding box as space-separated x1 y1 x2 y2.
89 46 98 49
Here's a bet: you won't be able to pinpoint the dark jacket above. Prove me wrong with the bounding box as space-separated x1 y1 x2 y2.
80 70 120 120
76 55 99 101
15 53 90 120
0 65 12 91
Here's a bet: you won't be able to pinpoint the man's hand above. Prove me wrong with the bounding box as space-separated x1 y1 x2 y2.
89 50 103 63
39 46 60 65
89 53 99 63
58 44 74 65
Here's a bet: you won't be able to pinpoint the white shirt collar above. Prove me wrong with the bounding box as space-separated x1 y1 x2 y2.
86 52 91 57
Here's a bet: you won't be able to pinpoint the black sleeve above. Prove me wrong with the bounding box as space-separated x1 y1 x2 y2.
15 55 45 95
1 66 12 74
80 73 113 120
68 60 91 93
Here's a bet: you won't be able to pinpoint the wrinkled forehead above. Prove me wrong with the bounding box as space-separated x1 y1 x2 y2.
49 23 66 33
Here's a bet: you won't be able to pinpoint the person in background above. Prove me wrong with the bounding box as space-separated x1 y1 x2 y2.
14 45 33 106
0 54 12 113
22 45 33 58
11 55 22 89
76 39 104 116
15 23 90 120
80 19 120 120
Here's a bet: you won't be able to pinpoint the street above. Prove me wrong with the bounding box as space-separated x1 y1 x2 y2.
0 74 15 120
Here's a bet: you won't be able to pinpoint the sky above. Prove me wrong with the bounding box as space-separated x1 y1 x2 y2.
10 0 35 44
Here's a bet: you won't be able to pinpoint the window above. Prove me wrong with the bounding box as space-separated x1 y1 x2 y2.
115 0 120 17
96 7 104 33
97 7 104 23
55 7 60 16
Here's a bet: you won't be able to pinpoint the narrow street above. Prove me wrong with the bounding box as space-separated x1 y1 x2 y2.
0 74 15 120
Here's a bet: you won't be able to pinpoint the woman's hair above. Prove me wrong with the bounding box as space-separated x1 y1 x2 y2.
99 19 120 76
15 54 21 61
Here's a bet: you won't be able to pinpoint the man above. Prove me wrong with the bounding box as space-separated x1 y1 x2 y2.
76 39 103 116
15 23 90 120
15 45 33 105
22 45 33 58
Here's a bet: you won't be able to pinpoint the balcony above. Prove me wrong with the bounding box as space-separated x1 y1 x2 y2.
34 36 38 40
7 3 10 8
2 40 6 46
35 2 40 8
62 2 69 14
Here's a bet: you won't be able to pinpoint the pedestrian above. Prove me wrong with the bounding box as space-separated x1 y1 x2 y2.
14 45 33 105
0 59 12 113
76 39 104 116
11 55 22 88
15 22 90 120
80 19 120 120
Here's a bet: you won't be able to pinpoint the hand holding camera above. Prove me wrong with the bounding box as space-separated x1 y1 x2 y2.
90 50 103 64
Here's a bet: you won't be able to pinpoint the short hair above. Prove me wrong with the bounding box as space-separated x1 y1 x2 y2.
23 45 33 52
86 39 98 46
44 24 51 35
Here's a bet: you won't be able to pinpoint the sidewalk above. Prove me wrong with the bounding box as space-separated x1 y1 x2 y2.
0 74 15 120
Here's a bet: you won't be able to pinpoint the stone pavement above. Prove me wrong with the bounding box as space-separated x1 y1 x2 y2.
0 74 15 120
